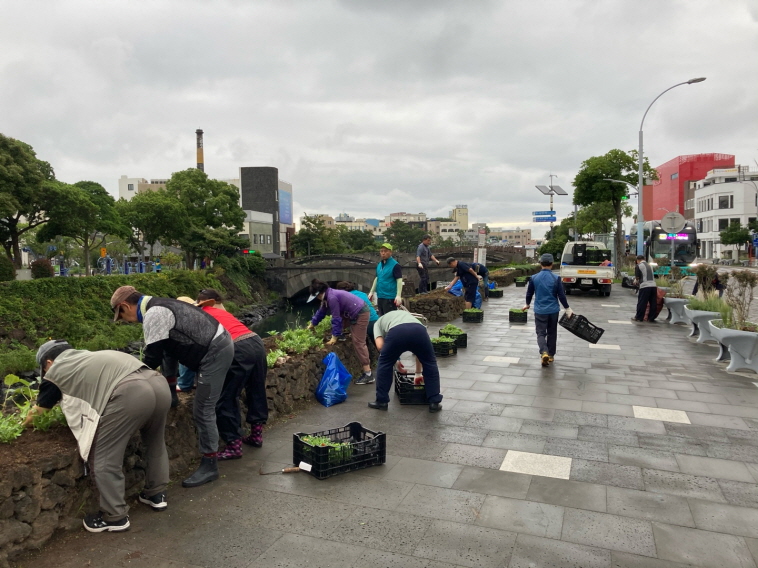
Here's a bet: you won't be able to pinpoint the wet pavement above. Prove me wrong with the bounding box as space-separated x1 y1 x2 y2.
14 281 758 568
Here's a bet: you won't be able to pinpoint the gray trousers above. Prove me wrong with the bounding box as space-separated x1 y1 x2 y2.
90 368 171 521
195 332 235 455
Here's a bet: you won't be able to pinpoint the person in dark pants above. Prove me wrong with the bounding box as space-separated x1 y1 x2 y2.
633 255 658 323
523 254 572 367
471 262 490 300
111 285 235 488
368 310 443 413
25 340 171 533
445 257 483 309
369 243 403 315
415 234 440 294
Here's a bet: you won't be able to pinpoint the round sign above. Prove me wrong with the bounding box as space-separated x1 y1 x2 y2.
660 211 686 234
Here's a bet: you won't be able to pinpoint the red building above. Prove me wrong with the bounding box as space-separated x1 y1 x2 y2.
643 153 735 222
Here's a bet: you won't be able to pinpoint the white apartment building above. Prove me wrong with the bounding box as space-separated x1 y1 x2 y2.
694 166 758 259
335 218 371 231
385 212 427 228
489 227 532 246
118 175 169 201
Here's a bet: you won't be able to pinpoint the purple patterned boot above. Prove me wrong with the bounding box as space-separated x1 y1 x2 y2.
241 424 263 448
217 438 242 460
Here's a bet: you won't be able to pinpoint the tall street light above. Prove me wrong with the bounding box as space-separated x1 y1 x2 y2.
636 77 706 256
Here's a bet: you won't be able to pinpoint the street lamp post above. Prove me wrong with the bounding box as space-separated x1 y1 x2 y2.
636 77 706 256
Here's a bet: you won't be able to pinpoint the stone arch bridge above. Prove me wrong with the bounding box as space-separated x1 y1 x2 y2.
264 248 523 298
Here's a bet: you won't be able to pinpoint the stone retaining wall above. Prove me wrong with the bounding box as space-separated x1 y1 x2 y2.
0 341 367 567
490 266 540 287
406 289 465 322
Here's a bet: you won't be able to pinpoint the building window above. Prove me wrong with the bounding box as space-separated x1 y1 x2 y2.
671 173 679 180
260 234 265 244
725 177 737 182
696 220 703 232
719 219 729 231
267 235 272 244
719 196 731 209
731 218 740 226
128 184 134 191
253 235 257 244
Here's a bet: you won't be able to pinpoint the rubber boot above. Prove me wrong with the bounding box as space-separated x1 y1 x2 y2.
242 424 264 448
217 439 242 461
181 457 219 488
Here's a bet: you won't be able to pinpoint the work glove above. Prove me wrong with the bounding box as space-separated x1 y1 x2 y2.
522 305 529 311
394 296 402 306
417 263 424 269
477 275 483 281
326 336 338 346
564 308 574 318
368 293 376 303
435 259 440 265
306 323 314 331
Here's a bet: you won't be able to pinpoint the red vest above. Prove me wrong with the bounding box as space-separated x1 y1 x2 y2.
201 306 254 340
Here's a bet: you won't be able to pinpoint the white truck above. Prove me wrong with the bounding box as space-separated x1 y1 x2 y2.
559 241 614 297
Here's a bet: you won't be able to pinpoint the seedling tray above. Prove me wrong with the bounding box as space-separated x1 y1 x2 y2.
394 370 427 405
439 330 467 348
462 311 484 323
433 341 457 357
559 313 604 344
489 289 504 298
509 310 528 323
293 422 386 480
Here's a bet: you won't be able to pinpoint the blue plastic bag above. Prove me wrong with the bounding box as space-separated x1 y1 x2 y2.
488 281 496 290
315 352 353 407
447 280 483 308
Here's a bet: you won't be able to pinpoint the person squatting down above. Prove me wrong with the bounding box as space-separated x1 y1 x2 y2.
523 253 572 367
369 243 403 315
110 285 234 488
26 340 171 533
307 279 374 384
368 310 443 413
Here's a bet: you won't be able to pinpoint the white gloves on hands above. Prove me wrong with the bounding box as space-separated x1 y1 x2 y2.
394 296 402 306
565 308 574 318
417 263 424 269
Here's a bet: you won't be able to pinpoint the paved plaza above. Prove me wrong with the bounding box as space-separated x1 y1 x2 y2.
15 283 758 568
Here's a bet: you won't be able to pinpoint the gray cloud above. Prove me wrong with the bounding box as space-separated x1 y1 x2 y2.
1 0 755 237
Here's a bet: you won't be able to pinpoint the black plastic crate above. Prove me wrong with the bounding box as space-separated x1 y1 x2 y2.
462 311 484 323
293 422 386 480
394 370 427 405
489 289 504 298
559 313 604 344
509 310 528 323
439 330 467 348
515 280 527 288
433 341 457 357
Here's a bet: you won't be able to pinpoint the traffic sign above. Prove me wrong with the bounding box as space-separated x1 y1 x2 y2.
752 237 758 248
532 211 556 216
100 247 107 258
533 216 557 223
660 211 686 234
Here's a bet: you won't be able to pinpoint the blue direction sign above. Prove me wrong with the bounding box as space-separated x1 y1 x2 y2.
752 237 758 248
532 211 556 216
533 216 557 222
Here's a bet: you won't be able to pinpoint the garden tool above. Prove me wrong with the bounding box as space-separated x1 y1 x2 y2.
259 466 301 475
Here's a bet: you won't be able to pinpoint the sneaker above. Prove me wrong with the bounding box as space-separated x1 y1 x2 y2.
83 512 130 533
138 491 167 511
541 352 550 367
355 373 375 385
548 356 554 363
217 438 243 460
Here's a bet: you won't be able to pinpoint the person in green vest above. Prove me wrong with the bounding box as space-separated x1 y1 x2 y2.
368 243 403 315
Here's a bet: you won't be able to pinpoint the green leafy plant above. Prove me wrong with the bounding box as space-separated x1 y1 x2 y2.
266 349 287 368
463 308 483 313
439 324 463 335
724 270 758 331
30 258 54 279
509 308 526 313
300 435 353 464
276 328 323 354
314 316 332 336
431 336 455 344
0 414 23 444
0 255 15 282
687 291 728 313
32 405 66 431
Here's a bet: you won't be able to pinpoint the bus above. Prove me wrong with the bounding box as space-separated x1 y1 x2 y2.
629 221 699 275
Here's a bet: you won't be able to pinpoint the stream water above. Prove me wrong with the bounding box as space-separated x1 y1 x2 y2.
250 301 318 335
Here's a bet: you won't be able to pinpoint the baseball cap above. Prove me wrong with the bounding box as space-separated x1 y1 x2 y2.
36 339 72 377
380 243 393 251
110 286 138 321
540 253 554 264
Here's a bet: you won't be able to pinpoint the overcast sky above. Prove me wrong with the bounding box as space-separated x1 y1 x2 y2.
2 0 756 237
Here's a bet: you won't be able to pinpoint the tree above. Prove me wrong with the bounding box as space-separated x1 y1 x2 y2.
577 201 633 236
573 149 657 270
118 190 185 258
337 226 378 252
36 181 130 275
0 134 59 267
720 221 750 258
291 214 346 255
384 221 426 252
538 235 569 262
164 169 246 268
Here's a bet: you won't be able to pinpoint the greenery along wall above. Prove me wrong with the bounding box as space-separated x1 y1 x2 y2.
0 271 230 378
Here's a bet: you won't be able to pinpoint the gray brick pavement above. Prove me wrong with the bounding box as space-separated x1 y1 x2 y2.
16 282 758 567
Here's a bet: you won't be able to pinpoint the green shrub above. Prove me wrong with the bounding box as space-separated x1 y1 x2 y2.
688 292 728 313
440 324 463 335
463 308 483 313
431 336 455 344
0 256 15 282
30 258 54 279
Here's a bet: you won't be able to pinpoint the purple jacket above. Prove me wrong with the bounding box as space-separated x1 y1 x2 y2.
311 288 366 336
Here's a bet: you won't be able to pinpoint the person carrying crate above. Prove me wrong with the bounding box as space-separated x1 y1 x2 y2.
523 253 573 367
367 310 443 413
